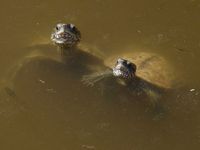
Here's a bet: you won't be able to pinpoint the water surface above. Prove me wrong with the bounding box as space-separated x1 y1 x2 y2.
0 0 200 150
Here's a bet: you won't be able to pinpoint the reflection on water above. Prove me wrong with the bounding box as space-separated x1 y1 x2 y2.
0 0 200 149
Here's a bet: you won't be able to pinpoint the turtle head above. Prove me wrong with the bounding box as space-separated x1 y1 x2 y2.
113 58 136 79
51 23 81 48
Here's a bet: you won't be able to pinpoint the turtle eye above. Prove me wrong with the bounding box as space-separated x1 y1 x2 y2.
127 63 133 70
129 63 137 73
66 24 74 30
69 24 78 33
127 61 133 67
122 60 128 66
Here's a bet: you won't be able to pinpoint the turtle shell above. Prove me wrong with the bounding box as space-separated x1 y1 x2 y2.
104 52 175 89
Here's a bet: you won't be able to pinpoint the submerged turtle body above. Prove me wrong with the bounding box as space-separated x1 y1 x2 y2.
82 51 176 115
83 51 175 90
105 52 175 89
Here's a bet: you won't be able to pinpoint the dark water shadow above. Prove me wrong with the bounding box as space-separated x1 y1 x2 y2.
0 44 107 121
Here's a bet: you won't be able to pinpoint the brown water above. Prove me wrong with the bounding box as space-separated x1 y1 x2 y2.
0 0 200 149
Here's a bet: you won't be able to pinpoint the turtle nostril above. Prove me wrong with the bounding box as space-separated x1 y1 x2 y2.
60 33 65 38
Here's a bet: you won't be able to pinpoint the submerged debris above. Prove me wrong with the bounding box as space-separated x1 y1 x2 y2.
190 88 195 92
38 79 46 84
45 88 56 93
81 145 96 150
4 87 16 97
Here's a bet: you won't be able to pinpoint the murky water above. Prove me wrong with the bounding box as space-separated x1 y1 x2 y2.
0 0 200 149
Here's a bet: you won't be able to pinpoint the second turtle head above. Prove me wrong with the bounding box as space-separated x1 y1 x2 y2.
113 58 136 79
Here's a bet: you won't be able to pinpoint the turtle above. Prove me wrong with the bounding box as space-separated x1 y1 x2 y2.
82 52 176 115
1 23 106 90
0 23 109 118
